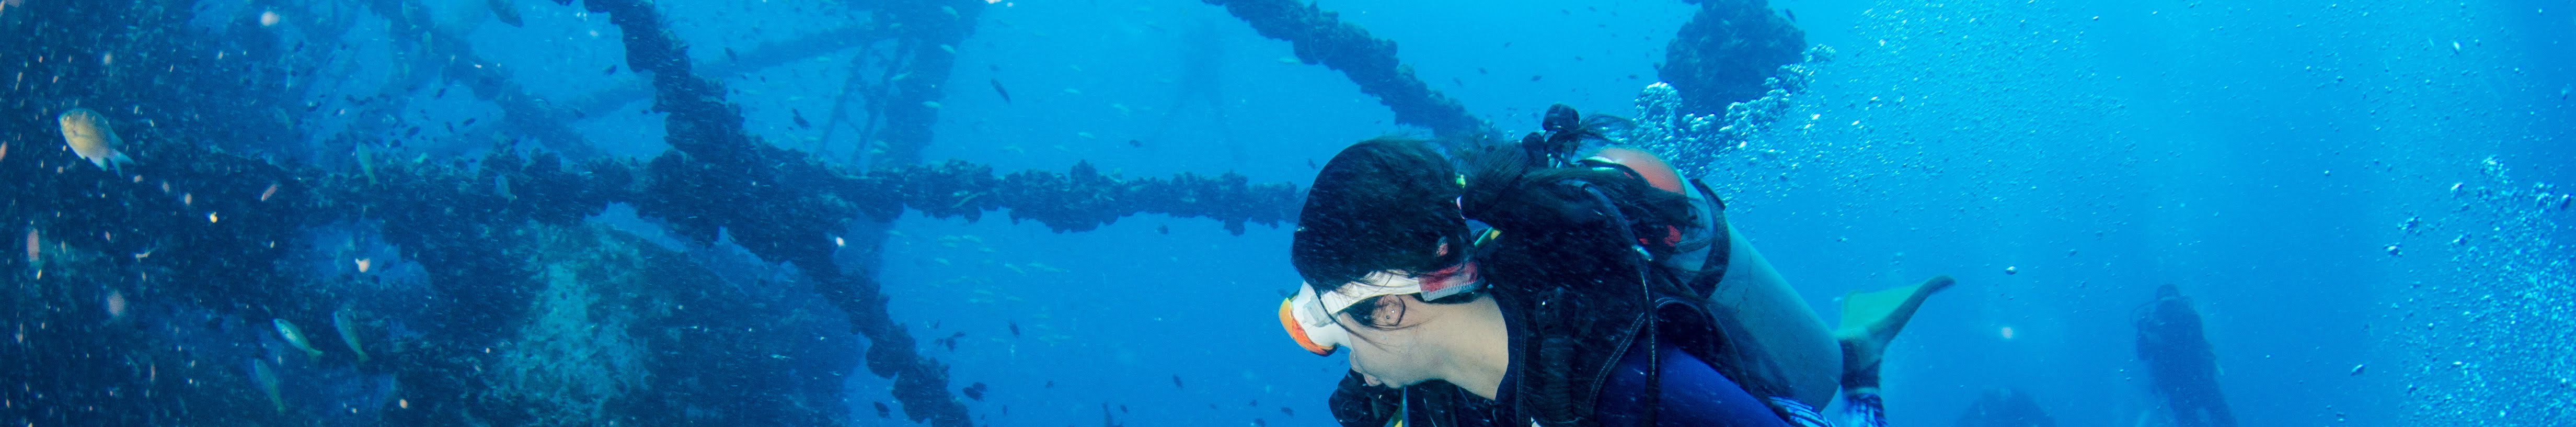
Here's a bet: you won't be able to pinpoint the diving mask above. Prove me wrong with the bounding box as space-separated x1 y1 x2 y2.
1279 262 1482 356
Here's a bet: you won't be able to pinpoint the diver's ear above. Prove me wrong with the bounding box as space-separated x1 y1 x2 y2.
1357 295 1422 330
1371 295 1406 328
1386 294 1433 328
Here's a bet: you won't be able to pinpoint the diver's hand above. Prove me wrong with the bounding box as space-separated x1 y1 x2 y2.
1330 370 1402 427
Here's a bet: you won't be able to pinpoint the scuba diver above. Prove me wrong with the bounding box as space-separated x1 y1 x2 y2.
2134 284 2237 427
1145 18 1247 162
1279 105 1951 427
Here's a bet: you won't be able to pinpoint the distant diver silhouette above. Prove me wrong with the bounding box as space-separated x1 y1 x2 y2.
2134 284 2238 427
1146 18 1246 163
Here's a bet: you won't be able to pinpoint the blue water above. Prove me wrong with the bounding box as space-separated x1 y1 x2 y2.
5 0 2573 426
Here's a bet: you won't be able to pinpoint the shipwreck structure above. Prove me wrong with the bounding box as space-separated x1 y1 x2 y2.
0 0 1802 425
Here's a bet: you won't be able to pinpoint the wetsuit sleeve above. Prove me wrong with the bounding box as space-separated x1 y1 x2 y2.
1597 343 1789 427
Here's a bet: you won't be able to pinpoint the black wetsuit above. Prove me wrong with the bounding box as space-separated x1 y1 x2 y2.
1366 306 1787 427
2134 286 2237 427
1385 341 1786 427
1593 341 1788 427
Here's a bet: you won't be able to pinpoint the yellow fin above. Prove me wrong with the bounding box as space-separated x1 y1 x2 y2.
1838 284 1922 331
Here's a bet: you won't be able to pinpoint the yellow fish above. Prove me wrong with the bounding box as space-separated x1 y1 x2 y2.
56 108 134 171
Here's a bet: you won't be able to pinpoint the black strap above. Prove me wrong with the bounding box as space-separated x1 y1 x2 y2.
1574 181 1663 427
1639 319 1662 427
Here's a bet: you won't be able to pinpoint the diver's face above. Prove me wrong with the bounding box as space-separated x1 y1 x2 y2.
1334 293 1443 389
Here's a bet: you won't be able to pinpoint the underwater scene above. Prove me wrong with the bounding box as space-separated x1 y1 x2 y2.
4 0 2572 425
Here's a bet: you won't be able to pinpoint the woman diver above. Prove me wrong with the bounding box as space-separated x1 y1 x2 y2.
1278 105 1950 427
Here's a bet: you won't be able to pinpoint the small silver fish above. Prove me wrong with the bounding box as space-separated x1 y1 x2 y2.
332 309 369 363
272 318 324 359
252 358 284 413
56 108 134 171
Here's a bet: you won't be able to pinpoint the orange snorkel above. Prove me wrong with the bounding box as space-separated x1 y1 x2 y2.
1281 297 1339 356
1281 285 1353 356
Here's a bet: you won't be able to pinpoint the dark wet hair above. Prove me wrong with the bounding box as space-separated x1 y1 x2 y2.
1292 138 1472 296
1292 138 1485 333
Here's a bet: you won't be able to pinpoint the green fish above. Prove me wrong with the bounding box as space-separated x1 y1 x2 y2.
272 318 324 359
332 309 369 363
353 143 378 185
253 358 284 413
